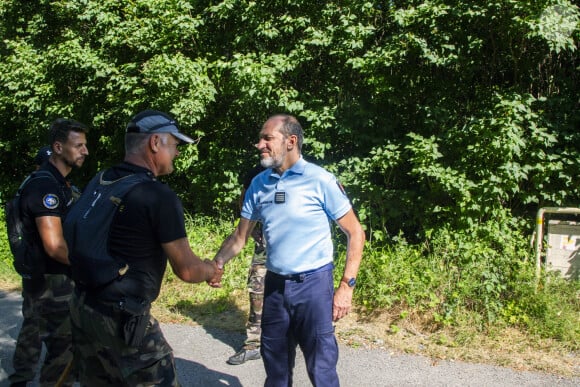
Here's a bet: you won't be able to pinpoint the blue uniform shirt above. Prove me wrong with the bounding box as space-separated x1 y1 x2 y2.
241 157 352 275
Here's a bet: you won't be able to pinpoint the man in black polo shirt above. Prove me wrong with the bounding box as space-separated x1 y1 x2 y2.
9 119 89 387
69 109 222 386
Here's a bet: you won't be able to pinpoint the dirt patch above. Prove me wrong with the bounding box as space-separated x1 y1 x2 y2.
334 310 579 378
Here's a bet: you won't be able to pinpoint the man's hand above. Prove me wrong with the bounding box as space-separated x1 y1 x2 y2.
250 226 263 245
332 282 354 322
207 259 224 288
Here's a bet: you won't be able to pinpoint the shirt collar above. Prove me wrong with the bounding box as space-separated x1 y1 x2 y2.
290 156 307 175
118 161 153 175
105 162 155 180
269 156 307 179
40 161 67 184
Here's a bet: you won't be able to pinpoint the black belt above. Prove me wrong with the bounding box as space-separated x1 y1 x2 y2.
74 289 121 317
75 289 148 318
268 262 333 281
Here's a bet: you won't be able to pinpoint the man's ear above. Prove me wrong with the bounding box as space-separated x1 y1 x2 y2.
53 142 63 155
150 134 160 153
287 134 297 151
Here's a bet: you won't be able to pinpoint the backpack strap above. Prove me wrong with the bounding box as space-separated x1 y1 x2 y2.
17 170 68 207
17 170 57 195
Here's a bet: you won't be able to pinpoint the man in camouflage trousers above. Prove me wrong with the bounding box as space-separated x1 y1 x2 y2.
67 110 221 385
8 146 53 385
227 164 267 365
10 119 89 387
228 225 267 365
11 276 75 385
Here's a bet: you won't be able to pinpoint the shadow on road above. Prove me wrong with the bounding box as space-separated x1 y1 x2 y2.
175 357 243 387
0 290 249 387
172 297 247 351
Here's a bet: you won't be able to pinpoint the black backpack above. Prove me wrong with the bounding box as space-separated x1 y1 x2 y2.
63 171 154 289
5 170 58 279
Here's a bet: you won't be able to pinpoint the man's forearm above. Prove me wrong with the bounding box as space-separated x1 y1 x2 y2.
341 248 363 283
47 244 70 265
341 223 365 282
214 234 244 268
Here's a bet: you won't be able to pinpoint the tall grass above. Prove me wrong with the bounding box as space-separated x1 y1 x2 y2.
337 222 579 349
0 212 578 349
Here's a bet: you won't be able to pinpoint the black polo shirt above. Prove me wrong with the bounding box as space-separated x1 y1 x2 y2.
105 162 187 303
19 162 74 288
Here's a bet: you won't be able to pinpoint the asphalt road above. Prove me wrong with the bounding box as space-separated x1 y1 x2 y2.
0 290 578 386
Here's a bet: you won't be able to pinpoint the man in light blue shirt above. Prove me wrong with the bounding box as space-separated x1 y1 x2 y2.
212 114 365 387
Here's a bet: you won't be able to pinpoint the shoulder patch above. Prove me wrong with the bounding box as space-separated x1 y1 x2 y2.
43 194 60 209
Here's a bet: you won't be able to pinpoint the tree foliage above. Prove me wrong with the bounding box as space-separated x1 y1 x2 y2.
0 0 578 240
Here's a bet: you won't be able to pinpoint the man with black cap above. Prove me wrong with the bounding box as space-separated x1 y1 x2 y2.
34 145 52 169
9 118 89 387
68 109 222 386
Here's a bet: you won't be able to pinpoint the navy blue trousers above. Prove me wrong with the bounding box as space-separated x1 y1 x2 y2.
261 268 339 387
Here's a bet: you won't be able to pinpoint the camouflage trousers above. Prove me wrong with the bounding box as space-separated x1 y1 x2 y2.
244 248 267 350
69 291 179 386
9 273 74 386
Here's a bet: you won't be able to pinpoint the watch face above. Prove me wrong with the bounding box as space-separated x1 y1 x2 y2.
348 278 356 287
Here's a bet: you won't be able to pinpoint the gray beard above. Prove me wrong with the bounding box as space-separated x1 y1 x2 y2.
260 157 281 169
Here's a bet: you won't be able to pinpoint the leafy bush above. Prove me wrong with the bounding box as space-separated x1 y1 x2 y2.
0 210 20 286
337 217 578 349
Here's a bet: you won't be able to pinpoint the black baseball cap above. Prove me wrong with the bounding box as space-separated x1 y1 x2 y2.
34 145 52 166
126 109 194 144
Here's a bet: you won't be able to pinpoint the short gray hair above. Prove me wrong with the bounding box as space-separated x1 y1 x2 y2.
274 114 303 152
125 132 151 155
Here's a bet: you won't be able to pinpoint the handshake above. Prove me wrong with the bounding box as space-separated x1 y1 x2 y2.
203 259 224 288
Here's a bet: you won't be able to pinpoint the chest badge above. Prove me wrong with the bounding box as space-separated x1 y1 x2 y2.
274 191 286 204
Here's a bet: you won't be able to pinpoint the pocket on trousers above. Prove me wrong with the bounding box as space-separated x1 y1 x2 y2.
316 331 339 370
123 314 150 347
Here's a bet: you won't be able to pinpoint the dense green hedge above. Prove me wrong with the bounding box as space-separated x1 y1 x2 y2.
0 1 578 241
